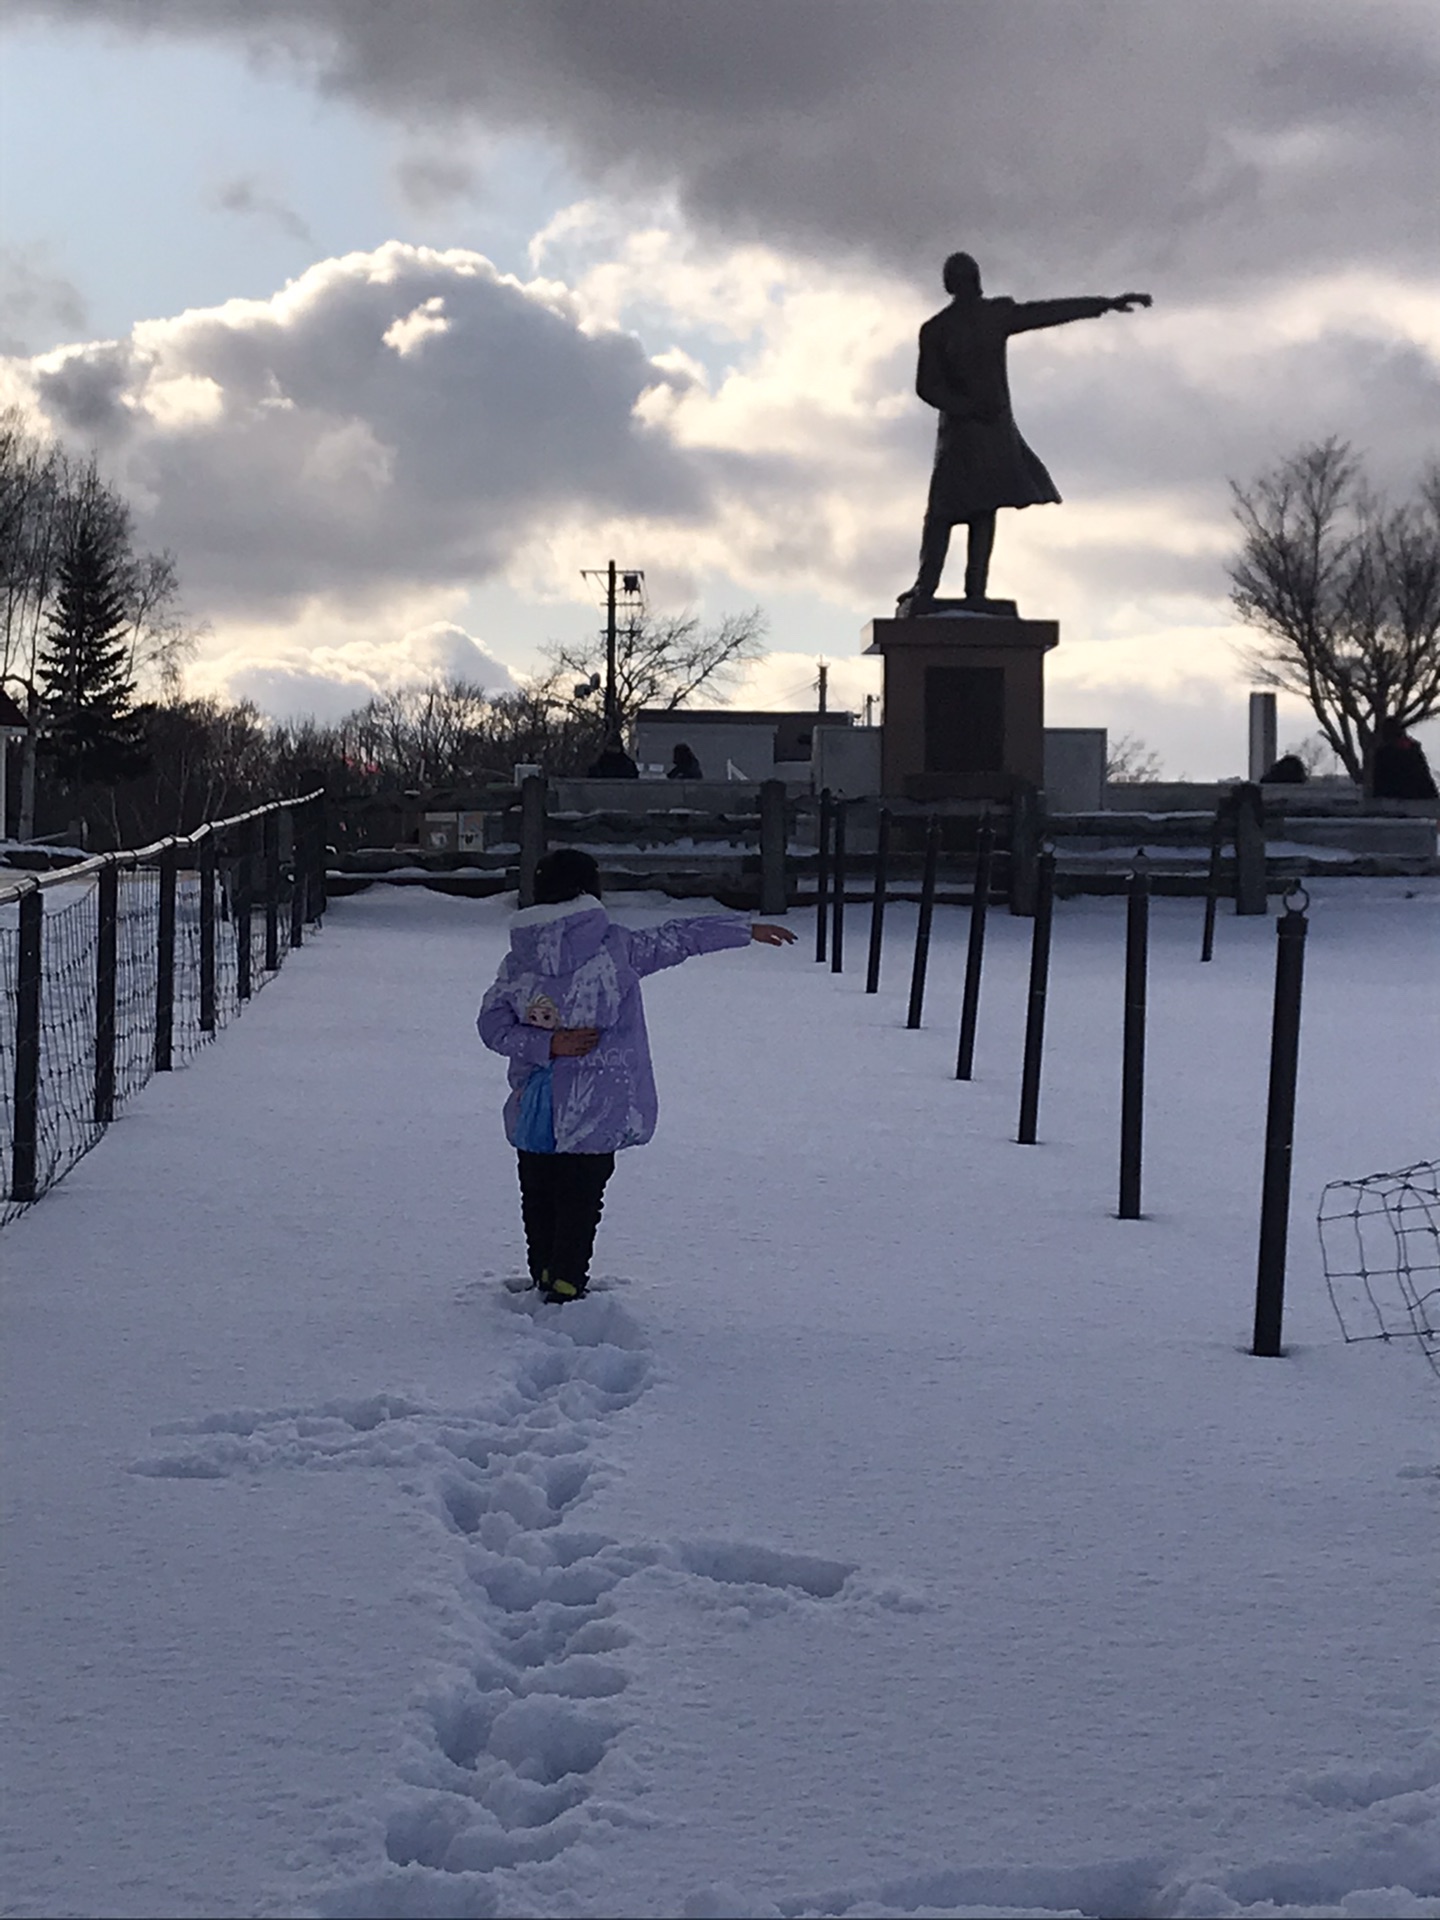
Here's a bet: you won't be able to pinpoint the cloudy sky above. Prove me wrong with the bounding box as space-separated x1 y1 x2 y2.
2 1 1437 773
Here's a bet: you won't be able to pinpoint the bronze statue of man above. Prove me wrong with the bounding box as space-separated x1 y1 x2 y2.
899 253 1151 615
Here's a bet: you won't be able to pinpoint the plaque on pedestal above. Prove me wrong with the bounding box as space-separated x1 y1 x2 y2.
864 613 1058 800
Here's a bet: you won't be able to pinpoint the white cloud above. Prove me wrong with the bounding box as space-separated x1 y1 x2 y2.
186 609 521 722
382 295 450 357
11 242 722 617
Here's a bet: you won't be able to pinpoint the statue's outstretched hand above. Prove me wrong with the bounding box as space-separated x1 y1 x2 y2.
1111 292 1153 312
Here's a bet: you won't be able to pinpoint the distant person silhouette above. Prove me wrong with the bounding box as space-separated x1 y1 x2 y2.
587 732 639 779
667 742 704 780
1371 717 1438 800
1260 753 1308 785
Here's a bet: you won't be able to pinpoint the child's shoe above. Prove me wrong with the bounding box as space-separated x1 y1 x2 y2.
541 1276 587 1304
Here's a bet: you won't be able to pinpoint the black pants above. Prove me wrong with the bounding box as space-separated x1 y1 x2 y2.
516 1150 615 1291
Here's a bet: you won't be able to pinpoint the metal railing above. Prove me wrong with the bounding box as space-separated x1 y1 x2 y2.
1 791 326 1226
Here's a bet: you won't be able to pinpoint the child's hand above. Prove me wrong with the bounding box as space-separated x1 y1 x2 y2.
751 923 797 946
551 1027 600 1057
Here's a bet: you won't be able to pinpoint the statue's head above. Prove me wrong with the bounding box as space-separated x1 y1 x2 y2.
943 252 982 298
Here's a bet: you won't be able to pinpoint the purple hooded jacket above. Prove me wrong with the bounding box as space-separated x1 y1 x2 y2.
477 900 751 1154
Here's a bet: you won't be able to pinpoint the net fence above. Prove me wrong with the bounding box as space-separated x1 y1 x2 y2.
1 796 322 1229
1318 1161 1440 1376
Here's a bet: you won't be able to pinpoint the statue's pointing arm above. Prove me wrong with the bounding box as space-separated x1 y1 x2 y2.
1007 292 1153 335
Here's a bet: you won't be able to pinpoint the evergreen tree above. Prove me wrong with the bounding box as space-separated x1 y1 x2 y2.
39 493 147 787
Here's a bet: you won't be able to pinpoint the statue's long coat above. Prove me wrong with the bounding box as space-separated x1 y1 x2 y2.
917 294 1111 525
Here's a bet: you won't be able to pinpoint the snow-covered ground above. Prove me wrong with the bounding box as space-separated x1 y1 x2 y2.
2 880 1437 1920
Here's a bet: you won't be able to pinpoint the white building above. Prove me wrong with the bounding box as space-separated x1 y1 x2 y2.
632 709 854 787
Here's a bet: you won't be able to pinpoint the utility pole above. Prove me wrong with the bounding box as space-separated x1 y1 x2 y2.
605 559 618 735
581 561 644 739
817 659 828 714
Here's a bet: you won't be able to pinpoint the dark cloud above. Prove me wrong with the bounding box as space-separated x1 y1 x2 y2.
10 1 1439 295
212 176 315 246
33 341 133 437
394 153 481 213
0 246 89 355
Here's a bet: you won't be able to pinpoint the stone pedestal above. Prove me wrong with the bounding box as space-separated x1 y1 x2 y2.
864 613 1058 800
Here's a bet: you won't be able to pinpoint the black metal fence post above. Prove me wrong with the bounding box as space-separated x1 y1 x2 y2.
1118 858 1150 1218
263 807 281 971
1252 888 1310 1357
155 840 178 1072
236 820 255 1001
906 814 941 1030
95 860 118 1120
11 886 42 1203
955 815 994 1080
830 799 847 974
199 833 217 1032
1200 797 1228 962
814 788 832 962
865 807 890 994
1016 848 1056 1144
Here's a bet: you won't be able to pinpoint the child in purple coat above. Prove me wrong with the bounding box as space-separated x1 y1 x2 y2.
478 848 795 1302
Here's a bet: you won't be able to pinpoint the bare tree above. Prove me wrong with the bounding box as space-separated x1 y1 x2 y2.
0 415 69 835
336 679 496 789
120 549 202 698
1229 439 1440 787
548 607 768 729
1105 733 1165 783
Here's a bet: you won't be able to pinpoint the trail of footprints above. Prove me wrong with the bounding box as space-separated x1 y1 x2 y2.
132 1281 867 1911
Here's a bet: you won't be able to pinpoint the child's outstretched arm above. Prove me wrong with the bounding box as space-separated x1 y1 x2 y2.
622 915 795 977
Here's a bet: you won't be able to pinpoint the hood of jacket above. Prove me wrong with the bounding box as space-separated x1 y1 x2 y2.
509 897 611 977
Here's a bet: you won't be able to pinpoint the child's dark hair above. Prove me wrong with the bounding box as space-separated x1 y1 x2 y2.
533 848 603 905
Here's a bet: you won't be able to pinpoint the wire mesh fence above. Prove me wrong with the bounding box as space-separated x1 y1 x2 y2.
1318 1160 1440 1375
1 791 325 1228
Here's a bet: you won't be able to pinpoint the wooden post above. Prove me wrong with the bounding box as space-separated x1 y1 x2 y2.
1252 891 1309 1356
865 807 890 995
1118 860 1149 1218
263 807 281 970
1016 849 1056 1144
155 841 177 1072
236 820 255 1001
199 835 217 1031
10 886 42 1202
518 774 546 908
309 793 328 920
906 815 941 1030
1009 786 1042 917
955 815 994 1080
759 779 788 916
288 808 305 951
1233 781 1267 916
95 861 118 1119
